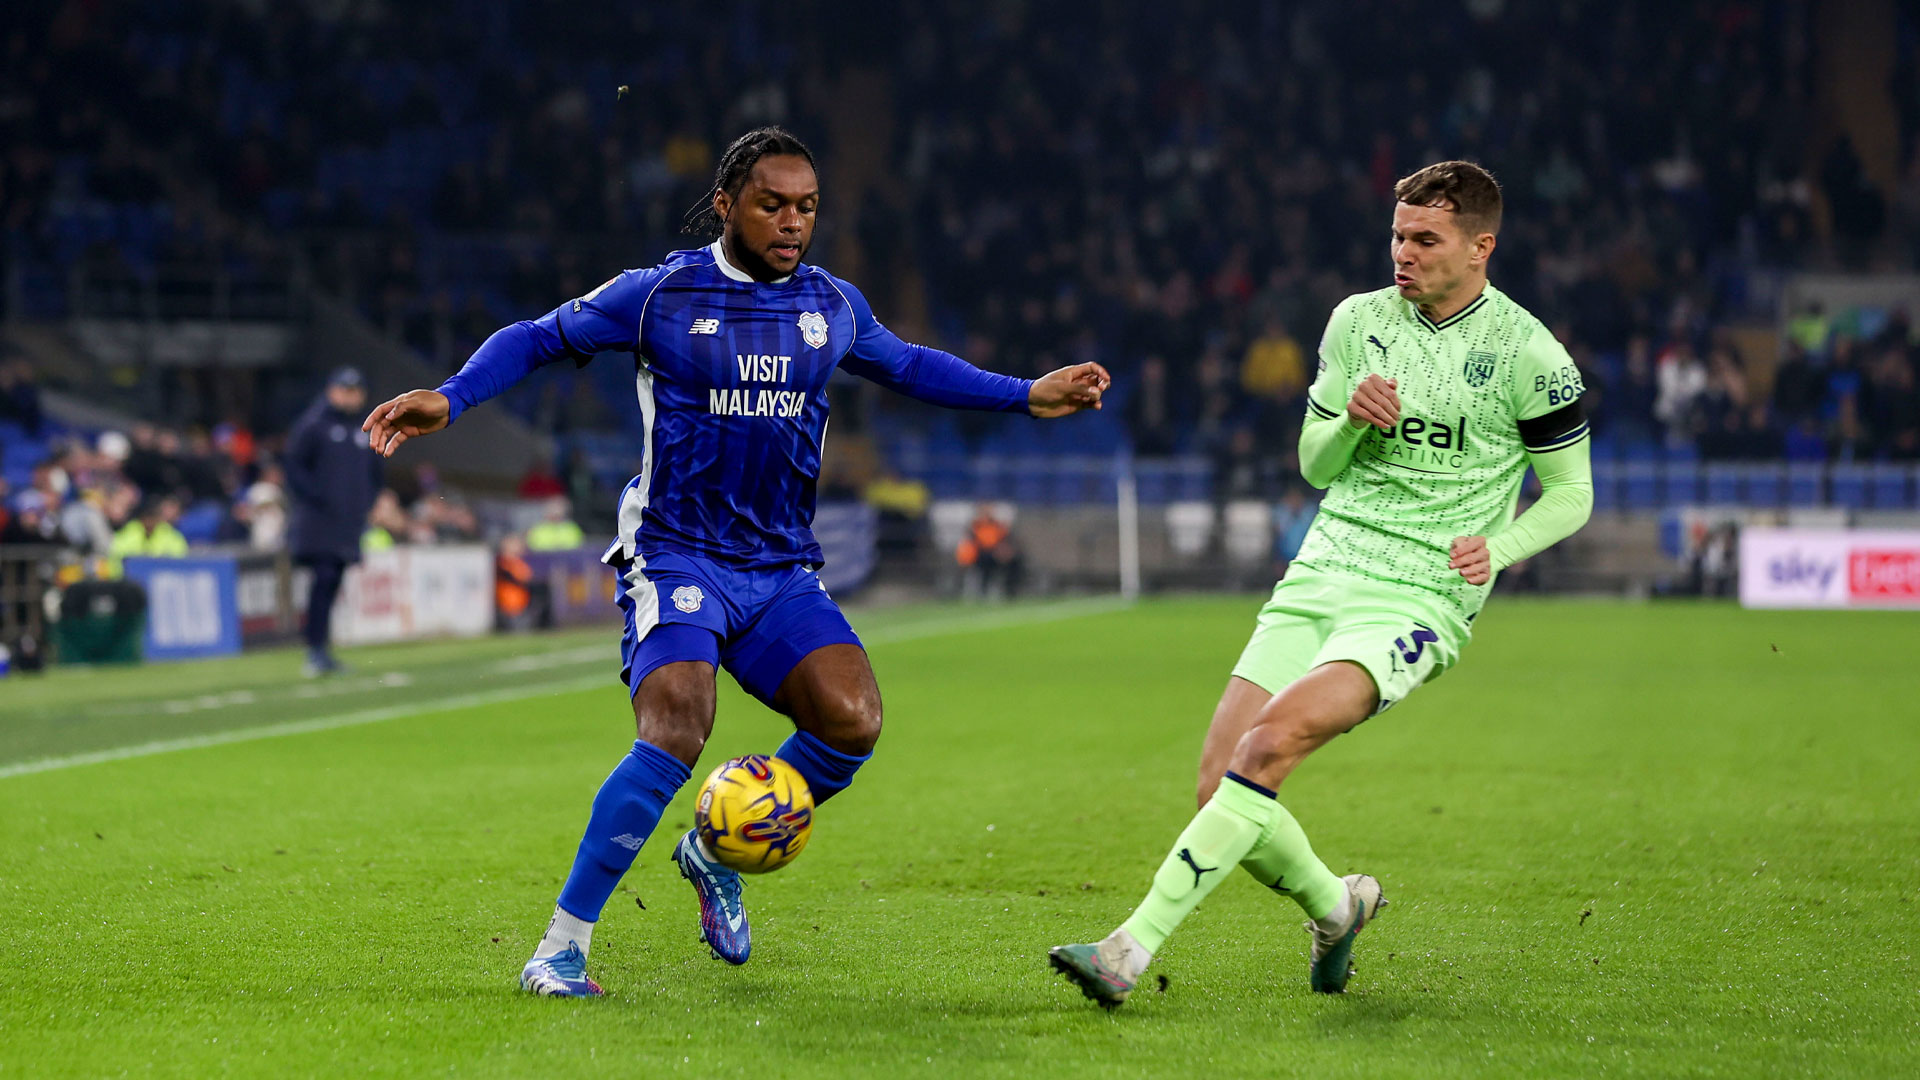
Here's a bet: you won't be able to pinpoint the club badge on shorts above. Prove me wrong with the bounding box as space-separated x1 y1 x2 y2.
798 311 828 350
672 585 705 613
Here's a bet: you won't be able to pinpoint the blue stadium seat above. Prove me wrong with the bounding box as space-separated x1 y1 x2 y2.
1011 466 1047 504
1176 461 1213 502
1830 465 1871 510
1786 464 1825 507
1623 461 1659 510
969 457 1009 500
1705 464 1741 504
1869 464 1910 510
926 460 967 499
1622 437 1660 461
1587 430 1618 462
1660 461 1702 505
1134 464 1170 504
175 501 227 544
1742 464 1786 507
1590 460 1620 511
1658 512 1686 560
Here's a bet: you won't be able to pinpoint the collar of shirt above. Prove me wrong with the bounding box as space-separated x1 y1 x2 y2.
709 241 793 285
1407 284 1493 333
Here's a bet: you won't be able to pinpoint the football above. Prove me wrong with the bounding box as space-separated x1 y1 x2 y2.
694 755 815 873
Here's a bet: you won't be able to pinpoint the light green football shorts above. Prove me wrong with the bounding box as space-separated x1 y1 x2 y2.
1230 565 1471 715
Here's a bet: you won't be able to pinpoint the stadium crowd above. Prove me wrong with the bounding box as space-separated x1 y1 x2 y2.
3 0 1920 520
0 358 491 565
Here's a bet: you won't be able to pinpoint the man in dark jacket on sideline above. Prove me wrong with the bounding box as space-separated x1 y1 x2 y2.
284 367 383 676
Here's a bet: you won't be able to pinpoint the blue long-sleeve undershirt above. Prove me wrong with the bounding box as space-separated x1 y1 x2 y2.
436 314 572 425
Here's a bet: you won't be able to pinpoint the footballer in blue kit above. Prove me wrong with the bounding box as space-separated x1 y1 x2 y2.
362 128 1110 997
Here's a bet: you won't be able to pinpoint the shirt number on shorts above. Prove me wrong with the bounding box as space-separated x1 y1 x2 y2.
1395 624 1439 665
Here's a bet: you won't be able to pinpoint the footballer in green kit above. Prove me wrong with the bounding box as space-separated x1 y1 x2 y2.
1051 161 1595 1007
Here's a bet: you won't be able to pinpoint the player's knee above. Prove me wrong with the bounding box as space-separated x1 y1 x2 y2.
1232 714 1324 778
632 664 716 762
816 686 882 755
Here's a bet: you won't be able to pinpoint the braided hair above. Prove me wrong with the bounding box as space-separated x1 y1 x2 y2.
680 126 817 237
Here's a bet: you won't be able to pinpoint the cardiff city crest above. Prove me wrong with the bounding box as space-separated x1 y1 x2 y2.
798 311 828 350
672 585 704 613
1463 351 1497 388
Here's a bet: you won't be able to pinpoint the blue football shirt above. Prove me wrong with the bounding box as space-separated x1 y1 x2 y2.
437 242 1033 569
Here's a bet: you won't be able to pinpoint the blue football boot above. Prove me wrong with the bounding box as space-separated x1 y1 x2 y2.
671 829 751 964
518 943 604 998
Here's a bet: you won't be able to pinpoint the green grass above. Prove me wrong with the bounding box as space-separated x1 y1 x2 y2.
1 597 1916 1077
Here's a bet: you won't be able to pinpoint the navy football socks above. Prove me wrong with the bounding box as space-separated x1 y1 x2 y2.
555 739 691 922
776 729 871 805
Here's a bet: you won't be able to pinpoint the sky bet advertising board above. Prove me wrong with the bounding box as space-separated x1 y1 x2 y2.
1739 528 1920 609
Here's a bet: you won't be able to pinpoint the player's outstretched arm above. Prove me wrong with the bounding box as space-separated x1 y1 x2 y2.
363 270 655 457
1298 374 1398 488
833 273 1106 417
363 390 451 458
1449 438 1594 585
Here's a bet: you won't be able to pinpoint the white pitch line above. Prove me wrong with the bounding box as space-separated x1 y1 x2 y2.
0 676 610 780
0 596 1133 781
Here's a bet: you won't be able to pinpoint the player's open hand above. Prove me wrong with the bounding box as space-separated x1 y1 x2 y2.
1449 535 1492 585
363 389 451 457
1029 362 1112 418
1348 374 1400 431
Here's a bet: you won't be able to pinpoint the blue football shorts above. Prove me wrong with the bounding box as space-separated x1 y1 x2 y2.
609 550 864 706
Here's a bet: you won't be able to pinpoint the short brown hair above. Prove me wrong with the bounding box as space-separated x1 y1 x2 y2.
1393 161 1503 238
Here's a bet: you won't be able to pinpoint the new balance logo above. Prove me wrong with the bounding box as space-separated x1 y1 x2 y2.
1176 847 1218 889
609 833 645 851
689 318 720 335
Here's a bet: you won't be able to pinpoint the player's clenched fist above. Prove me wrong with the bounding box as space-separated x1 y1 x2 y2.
363 389 451 457
1028 361 1112 418
1449 535 1491 585
1347 374 1400 431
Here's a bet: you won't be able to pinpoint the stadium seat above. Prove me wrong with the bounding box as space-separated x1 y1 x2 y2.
1164 502 1214 557
1786 464 1825 508
1623 461 1659 510
1705 464 1740 504
1175 460 1213 502
1222 501 1272 565
1743 464 1786 507
927 500 975 555
175 500 227 544
1133 463 1170 504
1868 464 1910 510
1830 465 1871 510
1589 460 1620 511
1660 461 1703 505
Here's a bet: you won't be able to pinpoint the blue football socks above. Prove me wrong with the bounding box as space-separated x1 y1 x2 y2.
555 739 691 922
776 729 871 805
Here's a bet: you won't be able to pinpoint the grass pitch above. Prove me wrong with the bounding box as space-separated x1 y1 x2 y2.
1 597 1916 1077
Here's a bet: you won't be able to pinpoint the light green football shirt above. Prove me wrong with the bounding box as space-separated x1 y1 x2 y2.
1296 282 1587 622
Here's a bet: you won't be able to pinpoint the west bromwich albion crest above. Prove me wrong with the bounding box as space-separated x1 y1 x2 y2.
797 311 828 350
1463 350 1497 388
